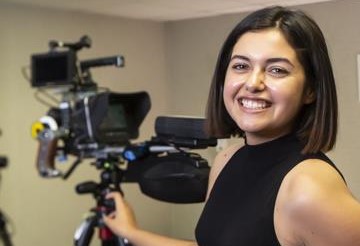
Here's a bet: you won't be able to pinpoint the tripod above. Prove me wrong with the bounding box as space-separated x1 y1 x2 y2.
73 157 132 246
0 157 13 246
0 209 13 246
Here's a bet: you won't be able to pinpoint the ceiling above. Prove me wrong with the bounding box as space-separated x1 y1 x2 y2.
3 0 334 21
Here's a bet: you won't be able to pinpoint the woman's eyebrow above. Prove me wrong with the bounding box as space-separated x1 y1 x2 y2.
230 55 294 68
230 55 249 61
266 57 294 68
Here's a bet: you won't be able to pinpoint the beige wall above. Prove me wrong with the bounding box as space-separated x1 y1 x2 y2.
1 0 360 245
0 3 172 246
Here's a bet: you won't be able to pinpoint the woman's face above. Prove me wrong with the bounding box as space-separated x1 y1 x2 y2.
223 28 314 145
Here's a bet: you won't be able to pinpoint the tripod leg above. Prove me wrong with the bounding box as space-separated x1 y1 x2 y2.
74 215 97 246
0 211 13 246
0 228 13 246
117 237 132 246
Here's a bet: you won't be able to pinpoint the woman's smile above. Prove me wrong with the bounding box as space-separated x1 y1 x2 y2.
239 97 271 110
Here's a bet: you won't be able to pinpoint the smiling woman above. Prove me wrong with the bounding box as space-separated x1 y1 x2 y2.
222 29 312 145
102 5 360 246
205 6 337 155
201 5 360 246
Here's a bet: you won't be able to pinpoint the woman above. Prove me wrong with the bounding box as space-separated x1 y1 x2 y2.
104 6 360 246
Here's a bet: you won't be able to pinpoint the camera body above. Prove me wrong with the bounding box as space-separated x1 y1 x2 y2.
44 91 151 157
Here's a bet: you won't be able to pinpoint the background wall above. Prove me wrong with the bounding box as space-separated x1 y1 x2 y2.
0 3 173 246
0 0 360 245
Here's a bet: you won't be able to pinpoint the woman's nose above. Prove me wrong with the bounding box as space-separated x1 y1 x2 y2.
245 69 265 92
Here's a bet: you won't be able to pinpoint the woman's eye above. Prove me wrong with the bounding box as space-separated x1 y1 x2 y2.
268 67 289 77
232 63 249 71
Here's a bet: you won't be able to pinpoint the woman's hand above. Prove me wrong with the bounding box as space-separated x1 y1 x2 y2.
102 192 138 238
103 192 198 246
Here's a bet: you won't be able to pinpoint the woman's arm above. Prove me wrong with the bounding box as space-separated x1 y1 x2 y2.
275 159 360 246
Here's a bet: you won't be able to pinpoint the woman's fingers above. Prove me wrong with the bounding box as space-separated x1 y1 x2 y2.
103 191 138 237
106 191 125 212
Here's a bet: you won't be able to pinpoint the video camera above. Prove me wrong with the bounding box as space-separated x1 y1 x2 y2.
30 35 217 204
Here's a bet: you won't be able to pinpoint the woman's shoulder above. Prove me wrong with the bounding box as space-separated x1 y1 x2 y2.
212 142 244 176
275 158 360 245
280 158 348 204
206 142 244 199
215 142 243 164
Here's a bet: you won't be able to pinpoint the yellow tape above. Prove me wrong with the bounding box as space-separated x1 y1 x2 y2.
31 122 45 139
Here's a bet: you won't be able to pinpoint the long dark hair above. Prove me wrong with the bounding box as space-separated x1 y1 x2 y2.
205 6 337 154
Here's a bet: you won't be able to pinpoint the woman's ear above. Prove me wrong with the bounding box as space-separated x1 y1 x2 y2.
303 88 316 104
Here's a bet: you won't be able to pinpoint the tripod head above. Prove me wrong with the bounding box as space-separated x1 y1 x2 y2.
77 157 122 192
76 157 123 211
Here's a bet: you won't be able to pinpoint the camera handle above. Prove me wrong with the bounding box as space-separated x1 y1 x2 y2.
74 158 132 246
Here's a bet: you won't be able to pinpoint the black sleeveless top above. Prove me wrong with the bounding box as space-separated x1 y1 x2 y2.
195 134 342 246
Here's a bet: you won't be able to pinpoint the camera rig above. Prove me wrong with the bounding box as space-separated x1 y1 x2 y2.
30 35 218 246
30 35 217 204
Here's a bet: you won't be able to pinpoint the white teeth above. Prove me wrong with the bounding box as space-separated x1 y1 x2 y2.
241 99 268 109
